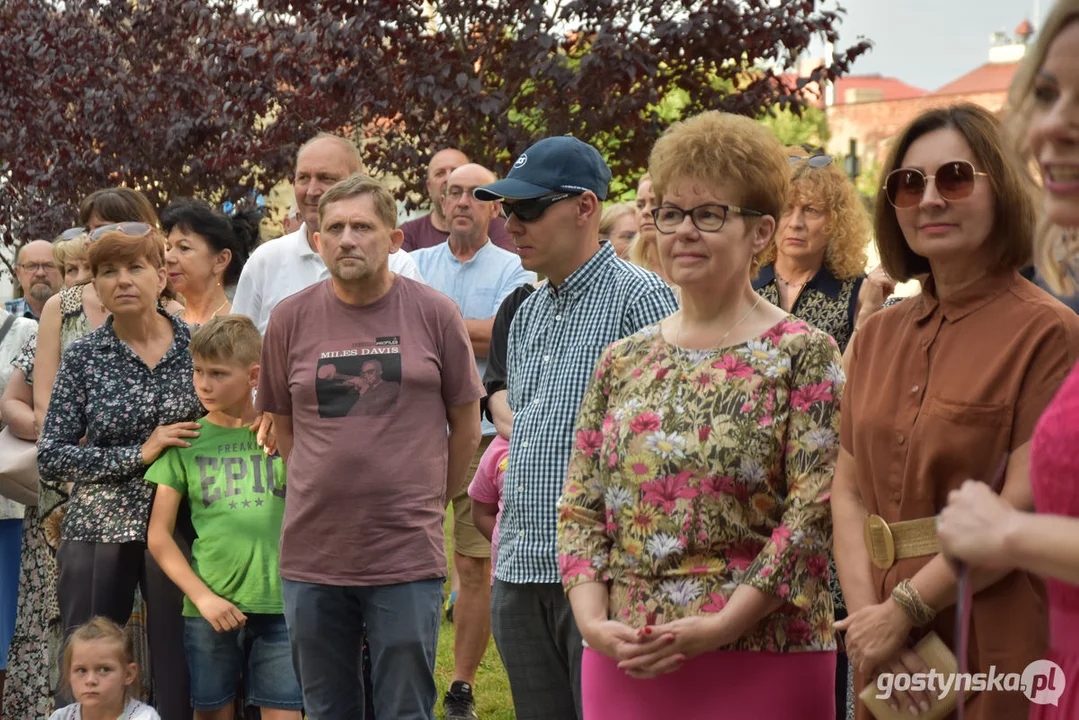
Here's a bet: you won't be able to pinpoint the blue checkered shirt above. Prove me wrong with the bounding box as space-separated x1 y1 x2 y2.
497 243 679 584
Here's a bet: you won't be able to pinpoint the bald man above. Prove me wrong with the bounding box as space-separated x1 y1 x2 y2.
400 149 516 254
232 133 425 334
6 240 61 320
410 163 535 720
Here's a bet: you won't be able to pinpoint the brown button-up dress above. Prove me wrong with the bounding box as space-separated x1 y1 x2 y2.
841 271 1079 720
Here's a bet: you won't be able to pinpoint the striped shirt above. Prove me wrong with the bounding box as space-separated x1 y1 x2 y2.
497 243 678 584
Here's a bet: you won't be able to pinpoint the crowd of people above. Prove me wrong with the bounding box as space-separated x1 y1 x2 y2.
0 2 1077 719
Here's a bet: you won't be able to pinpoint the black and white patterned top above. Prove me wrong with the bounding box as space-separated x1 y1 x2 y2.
498 243 679 584
38 309 203 544
754 264 865 353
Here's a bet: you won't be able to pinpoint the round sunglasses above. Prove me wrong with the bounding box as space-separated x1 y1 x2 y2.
884 160 989 208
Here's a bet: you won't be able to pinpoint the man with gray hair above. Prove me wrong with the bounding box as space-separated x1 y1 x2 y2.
259 173 484 719
233 133 424 334
5 240 62 320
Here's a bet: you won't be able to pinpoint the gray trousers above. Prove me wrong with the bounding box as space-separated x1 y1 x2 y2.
491 580 583 720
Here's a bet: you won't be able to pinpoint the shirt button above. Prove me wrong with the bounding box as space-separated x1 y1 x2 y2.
517 485 524 492
897 434 905 445
543 355 551 363
911 385 919 393
555 314 562 321
921 339 928 347
521 441 529 448
533 398 541 404
518 530 525 536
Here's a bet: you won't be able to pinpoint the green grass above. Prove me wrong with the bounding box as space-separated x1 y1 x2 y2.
434 514 516 720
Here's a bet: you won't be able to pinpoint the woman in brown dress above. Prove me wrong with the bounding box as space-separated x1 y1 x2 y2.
833 103 1079 719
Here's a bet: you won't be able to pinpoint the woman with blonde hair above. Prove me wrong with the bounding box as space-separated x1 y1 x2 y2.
754 149 892 353
628 174 669 282
558 110 842 719
939 2 1079 717
599 202 637 260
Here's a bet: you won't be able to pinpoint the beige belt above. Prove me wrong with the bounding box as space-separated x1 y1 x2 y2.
863 514 940 570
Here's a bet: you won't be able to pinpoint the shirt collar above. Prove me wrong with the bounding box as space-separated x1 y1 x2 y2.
912 270 1018 324
754 263 844 299
445 238 493 265
293 223 318 259
547 243 616 300
95 306 190 356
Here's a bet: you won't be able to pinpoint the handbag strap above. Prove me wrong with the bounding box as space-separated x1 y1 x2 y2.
955 454 1009 719
0 314 16 347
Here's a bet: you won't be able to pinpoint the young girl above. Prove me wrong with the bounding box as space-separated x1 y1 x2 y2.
49 617 160 720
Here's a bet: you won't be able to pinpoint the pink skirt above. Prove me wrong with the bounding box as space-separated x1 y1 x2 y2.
1030 604 1079 720
582 646 835 720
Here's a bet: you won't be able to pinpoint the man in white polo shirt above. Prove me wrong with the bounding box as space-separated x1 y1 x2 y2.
234 133 424 334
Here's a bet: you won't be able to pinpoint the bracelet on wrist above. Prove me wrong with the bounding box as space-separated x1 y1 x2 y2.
890 579 936 627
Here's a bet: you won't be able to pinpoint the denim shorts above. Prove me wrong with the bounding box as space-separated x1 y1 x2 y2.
182 613 303 711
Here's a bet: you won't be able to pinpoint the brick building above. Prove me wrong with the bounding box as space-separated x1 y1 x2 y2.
813 19 1034 174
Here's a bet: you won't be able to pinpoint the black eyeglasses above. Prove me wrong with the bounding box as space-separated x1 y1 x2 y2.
88 222 154 242
789 155 834 168
501 193 576 223
651 203 764 234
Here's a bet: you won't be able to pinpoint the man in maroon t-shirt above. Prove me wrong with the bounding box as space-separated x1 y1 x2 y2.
400 148 516 253
259 173 484 719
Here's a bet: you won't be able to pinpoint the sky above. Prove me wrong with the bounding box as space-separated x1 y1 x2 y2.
810 0 1044 92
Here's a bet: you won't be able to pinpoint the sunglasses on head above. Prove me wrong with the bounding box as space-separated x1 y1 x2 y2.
884 160 989 209
57 227 86 242
501 193 577 223
788 155 833 168
88 222 155 242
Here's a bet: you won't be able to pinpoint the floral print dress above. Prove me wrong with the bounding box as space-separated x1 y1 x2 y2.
558 318 843 653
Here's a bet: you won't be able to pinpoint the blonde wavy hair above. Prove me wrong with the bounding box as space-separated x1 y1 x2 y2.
756 151 870 279
1009 0 1079 295
627 174 659 272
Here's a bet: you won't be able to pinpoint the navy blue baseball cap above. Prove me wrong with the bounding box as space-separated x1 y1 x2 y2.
474 136 612 201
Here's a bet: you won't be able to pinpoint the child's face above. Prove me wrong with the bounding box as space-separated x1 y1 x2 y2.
69 639 136 709
193 356 258 412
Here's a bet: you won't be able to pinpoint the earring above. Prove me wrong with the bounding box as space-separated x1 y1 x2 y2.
1057 227 1079 290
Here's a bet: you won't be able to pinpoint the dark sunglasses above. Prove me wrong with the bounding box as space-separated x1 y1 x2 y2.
884 160 989 209
788 155 833 168
501 193 576 223
56 227 86 242
88 222 155 242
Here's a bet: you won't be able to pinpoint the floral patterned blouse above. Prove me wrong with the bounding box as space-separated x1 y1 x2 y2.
38 309 203 544
557 317 843 653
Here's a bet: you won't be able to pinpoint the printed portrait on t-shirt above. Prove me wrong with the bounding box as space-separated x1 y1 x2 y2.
315 336 403 418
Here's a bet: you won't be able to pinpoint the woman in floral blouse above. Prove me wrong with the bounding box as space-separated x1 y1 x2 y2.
38 226 202 720
557 111 843 719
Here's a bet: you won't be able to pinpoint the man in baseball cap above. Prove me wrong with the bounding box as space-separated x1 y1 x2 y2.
477 137 678 720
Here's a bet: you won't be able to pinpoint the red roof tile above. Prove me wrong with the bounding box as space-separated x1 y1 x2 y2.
932 62 1020 96
833 75 926 104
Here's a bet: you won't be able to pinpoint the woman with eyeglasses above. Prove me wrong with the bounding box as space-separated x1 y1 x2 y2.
0 228 94 719
38 226 201 720
832 102 1079 720
557 111 842 719
161 199 261 326
937 4 1079 718
754 150 893 355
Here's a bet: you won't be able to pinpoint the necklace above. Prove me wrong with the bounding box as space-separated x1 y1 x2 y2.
775 268 812 289
183 296 229 325
671 293 763 381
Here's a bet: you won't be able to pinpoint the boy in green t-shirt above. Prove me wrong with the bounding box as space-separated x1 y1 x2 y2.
146 316 301 719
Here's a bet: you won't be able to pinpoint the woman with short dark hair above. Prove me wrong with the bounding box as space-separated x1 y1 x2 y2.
39 225 202 720
161 199 261 325
833 103 1079 719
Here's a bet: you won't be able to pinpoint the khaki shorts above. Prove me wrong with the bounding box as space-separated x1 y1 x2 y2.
450 436 494 559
